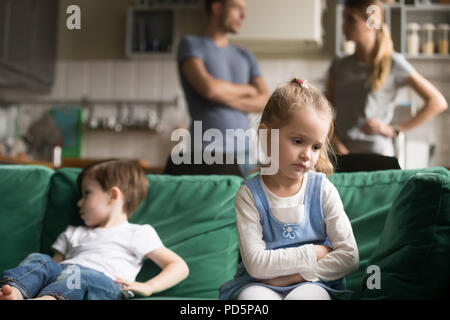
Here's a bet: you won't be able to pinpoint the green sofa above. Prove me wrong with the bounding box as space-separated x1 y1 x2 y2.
0 165 449 300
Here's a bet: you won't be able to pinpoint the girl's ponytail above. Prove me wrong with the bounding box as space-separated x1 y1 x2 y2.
369 22 393 92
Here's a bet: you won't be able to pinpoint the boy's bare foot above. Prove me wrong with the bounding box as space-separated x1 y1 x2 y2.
0 284 24 300
30 295 57 300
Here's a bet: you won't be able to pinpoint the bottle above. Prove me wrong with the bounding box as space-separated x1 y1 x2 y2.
437 23 449 55
406 23 420 55
53 145 62 168
421 23 435 56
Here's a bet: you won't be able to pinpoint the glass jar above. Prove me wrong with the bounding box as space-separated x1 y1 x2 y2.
421 23 435 56
406 23 420 55
437 23 449 55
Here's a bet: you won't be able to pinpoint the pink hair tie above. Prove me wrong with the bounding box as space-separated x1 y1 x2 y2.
292 78 308 88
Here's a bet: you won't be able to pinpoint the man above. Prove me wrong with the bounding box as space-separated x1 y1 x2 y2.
176 0 269 176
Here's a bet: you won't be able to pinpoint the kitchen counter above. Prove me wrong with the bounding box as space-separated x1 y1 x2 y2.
0 155 164 174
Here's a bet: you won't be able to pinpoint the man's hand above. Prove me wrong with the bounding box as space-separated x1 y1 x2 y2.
227 77 269 113
115 278 153 297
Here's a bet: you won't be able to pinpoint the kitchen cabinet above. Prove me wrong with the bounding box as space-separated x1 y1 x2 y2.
229 0 324 54
29 0 58 84
402 5 450 59
0 0 58 92
3 0 34 76
335 0 450 59
126 8 175 56
0 1 7 63
125 0 203 57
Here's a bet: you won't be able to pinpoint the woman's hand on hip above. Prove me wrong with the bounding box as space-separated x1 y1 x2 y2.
362 118 396 138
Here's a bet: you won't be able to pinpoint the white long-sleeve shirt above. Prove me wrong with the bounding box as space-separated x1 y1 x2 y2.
235 174 359 282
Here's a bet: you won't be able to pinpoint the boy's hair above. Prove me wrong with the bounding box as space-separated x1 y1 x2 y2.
345 0 393 92
77 159 149 218
205 0 225 15
259 78 336 176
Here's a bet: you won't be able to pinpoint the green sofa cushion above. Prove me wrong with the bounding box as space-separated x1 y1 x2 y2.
42 169 243 299
40 168 84 255
132 174 242 299
0 165 54 274
328 167 449 298
359 169 450 299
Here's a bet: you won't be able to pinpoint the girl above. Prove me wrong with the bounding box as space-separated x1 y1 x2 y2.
219 79 359 300
0 160 189 300
328 0 447 156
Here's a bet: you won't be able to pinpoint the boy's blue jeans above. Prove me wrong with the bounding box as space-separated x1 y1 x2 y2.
0 253 123 300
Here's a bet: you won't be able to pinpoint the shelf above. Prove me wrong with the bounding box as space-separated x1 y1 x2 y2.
125 7 175 57
335 3 450 59
133 4 202 10
405 5 450 10
405 53 450 59
125 2 204 58
133 0 202 10
0 155 165 174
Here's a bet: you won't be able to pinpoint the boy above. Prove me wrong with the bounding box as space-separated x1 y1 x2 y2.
0 160 189 300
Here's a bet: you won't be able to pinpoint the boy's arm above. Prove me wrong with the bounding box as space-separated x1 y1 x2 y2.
115 247 189 297
52 251 65 263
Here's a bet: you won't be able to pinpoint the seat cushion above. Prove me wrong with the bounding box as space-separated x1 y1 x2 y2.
359 169 450 299
0 165 54 274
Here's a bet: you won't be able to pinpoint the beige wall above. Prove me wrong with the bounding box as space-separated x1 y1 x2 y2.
56 0 334 61
58 0 137 60
57 0 207 60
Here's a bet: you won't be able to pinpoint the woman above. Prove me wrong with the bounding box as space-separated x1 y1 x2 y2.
327 0 447 156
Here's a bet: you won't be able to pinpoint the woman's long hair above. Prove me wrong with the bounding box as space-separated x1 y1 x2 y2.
346 0 393 92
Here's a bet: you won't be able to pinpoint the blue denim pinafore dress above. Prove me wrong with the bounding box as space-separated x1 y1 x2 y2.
219 171 353 300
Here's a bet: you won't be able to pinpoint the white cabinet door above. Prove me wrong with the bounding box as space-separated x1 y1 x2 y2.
230 0 323 53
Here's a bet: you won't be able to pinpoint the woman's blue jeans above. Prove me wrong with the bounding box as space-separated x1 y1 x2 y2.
0 253 123 300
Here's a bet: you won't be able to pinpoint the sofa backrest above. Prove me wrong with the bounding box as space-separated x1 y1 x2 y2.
0 165 53 273
41 168 243 299
1 165 448 299
329 166 450 297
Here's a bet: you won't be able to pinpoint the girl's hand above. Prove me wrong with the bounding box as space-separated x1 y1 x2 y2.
362 118 395 138
314 245 332 261
114 278 153 297
258 274 305 287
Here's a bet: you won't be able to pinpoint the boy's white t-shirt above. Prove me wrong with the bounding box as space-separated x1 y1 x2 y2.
52 222 163 282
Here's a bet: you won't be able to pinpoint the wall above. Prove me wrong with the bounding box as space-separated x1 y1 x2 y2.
0 0 449 169
57 0 135 60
